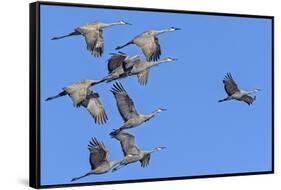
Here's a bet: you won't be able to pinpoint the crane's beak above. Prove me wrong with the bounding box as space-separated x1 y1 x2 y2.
173 27 181 30
125 22 132 25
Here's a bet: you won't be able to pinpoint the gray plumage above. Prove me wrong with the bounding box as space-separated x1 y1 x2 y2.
110 131 165 171
51 20 131 57
116 27 180 61
71 138 122 182
110 82 166 134
80 91 108 125
218 73 260 105
45 80 108 124
104 56 177 86
104 52 141 82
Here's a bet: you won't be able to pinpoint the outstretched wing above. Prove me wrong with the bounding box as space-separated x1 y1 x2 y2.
88 138 109 170
81 92 108 124
63 84 89 107
223 72 239 96
110 131 140 156
135 35 161 61
140 153 151 167
107 53 127 73
82 29 104 57
137 69 150 85
241 95 256 105
110 82 139 122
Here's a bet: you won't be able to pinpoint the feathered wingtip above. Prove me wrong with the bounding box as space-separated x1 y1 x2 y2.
224 72 233 81
110 82 126 94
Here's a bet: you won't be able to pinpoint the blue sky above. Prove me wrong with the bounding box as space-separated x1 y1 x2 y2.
40 4 272 186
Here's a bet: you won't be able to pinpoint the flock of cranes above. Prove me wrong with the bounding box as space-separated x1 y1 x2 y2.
47 20 260 182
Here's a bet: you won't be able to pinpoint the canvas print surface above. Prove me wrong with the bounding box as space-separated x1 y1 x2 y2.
38 3 272 186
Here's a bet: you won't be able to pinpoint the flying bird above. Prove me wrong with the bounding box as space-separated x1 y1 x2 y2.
116 27 180 61
218 73 260 105
110 82 166 134
104 55 177 85
71 138 122 182
110 131 165 172
104 52 141 82
45 80 108 124
52 20 131 57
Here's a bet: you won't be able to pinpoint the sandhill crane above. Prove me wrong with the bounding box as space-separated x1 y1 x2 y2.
104 56 177 85
115 27 181 61
110 131 165 172
71 138 122 182
110 82 166 135
51 20 131 57
218 73 260 105
104 52 141 82
45 80 108 124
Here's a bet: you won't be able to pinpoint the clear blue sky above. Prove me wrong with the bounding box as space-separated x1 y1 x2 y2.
40 4 272 186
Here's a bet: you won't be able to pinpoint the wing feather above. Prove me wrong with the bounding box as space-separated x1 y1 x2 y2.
111 82 138 121
137 69 150 85
241 95 256 105
88 138 109 170
223 72 239 96
134 35 161 61
140 153 151 167
83 29 104 57
107 53 127 73
110 131 140 156
82 92 108 124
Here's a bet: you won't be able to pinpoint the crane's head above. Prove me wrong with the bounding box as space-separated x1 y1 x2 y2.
154 146 166 152
169 27 181 31
254 88 261 93
156 108 167 113
161 57 177 63
117 20 132 25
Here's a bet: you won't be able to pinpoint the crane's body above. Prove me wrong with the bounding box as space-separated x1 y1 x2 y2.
45 80 108 124
116 27 180 61
110 131 165 172
218 73 260 105
71 138 122 182
110 82 166 134
52 20 130 57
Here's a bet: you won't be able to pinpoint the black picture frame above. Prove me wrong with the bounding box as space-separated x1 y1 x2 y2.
29 1 274 189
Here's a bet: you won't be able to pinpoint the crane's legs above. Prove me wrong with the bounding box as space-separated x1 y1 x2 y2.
45 91 67 101
51 30 80 40
218 97 231 103
115 41 133 50
71 172 92 182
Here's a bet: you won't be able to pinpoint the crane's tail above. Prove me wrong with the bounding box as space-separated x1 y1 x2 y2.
45 91 67 101
51 31 80 40
71 172 92 182
115 41 133 50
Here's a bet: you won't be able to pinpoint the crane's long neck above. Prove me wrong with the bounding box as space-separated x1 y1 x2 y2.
155 29 173 35
241 89 259 95
147 110 159 119
101 22 123 28
145 60 169 69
